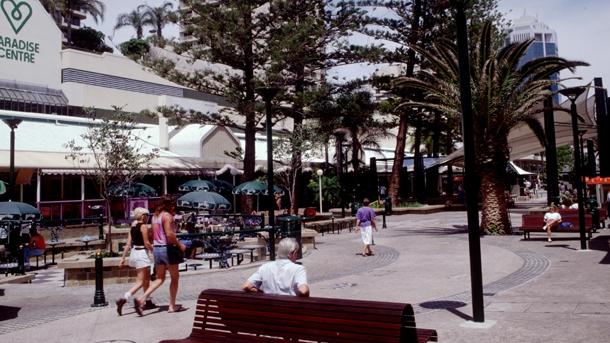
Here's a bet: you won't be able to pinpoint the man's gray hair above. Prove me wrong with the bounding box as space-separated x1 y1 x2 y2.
277 238 299 259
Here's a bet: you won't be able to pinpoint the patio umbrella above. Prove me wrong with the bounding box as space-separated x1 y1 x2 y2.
108 182 158 197
232 181 284 195
176 191 231 210
0 201 41 220
178 179 216 192
0 180 5 195
232 181 285 212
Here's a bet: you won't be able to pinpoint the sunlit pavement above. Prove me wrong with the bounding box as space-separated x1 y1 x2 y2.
1 197 609 342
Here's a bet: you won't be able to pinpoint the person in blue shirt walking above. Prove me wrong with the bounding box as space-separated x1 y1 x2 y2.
355 198 377 256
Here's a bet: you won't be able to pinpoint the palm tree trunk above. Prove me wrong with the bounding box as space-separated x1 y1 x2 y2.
389 114 407 205
413 112 425 203
389 0 421 206
480 165 511 234
137 26 143 39
65 0 73 45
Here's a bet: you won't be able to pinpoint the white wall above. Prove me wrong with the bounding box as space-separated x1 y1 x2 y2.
0 0 62 88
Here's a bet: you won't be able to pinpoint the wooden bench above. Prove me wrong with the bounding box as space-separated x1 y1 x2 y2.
521 212 594 240
159 288 438 343
303 218 356 235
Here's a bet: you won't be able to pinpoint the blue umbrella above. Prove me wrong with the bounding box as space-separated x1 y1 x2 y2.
108 182 158 197
178 179 217 192
0 201 41 220
176 191 231 210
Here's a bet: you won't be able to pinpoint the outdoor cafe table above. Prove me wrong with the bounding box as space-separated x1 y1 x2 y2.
77 236 98 250
46 240 65 265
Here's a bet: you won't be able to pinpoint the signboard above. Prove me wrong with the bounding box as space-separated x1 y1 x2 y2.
585 176 610 185
0 0 61 88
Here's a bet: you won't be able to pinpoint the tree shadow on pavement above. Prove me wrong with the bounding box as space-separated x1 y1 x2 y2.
419 300 471 321
589 235 610 264
0 305 20 321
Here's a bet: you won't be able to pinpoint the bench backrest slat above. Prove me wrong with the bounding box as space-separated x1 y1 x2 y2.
189 289 419 342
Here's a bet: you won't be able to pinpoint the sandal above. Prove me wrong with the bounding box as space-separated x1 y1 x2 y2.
168 305 188 313
134 299 144 316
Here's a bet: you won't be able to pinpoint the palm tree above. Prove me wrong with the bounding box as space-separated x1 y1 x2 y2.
394 21 587 234
143 2 175 43
40 0 105 44
115 6 150 40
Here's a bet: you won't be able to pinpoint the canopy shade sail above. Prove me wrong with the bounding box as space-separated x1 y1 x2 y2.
439 88 597 166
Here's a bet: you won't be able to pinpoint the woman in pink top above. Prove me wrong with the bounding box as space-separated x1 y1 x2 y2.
135 198 187 315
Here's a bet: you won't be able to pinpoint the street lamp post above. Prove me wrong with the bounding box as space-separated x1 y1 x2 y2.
3 119 22 201
317 169 323 213
453 0 485 323
257 86 279 260
559 86 588 250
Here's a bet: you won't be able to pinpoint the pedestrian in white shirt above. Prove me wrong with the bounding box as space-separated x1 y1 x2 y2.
242 238 309 297
543 204 562 242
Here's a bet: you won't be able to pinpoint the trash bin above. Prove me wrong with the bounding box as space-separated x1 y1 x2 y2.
586 196 600 230
277 215 302 259
351 202 362 216
384 196 392 215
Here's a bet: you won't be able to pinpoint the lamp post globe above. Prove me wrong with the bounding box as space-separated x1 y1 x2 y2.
316 169 323 213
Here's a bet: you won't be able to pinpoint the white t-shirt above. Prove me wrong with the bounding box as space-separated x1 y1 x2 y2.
247 259 307 296
544 212 561 224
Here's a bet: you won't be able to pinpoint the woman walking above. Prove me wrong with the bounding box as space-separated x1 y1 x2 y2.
116 207 155 316
135 198 187 315
355 198 377 256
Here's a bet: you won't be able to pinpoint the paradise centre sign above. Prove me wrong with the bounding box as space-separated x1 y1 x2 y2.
0 0 61 88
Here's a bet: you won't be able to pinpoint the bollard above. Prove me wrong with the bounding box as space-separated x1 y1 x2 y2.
382 209 387 229
97 214 104 240
17 244 25 275
268 225 276 261
91 250 108 307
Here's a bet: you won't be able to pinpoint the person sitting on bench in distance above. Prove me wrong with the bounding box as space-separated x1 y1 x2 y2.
543 204 562 242
242 238 309 297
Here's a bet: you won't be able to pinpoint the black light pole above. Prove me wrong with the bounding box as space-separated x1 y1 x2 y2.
453 0 485 323
559 86 588 250
3 119 22 201
543 96 560 205
257 86 279 261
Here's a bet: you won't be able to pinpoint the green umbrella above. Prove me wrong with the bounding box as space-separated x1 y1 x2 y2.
0 201 41 220
176 191 231 210
0 180 5 195
232 181 284 195
232 181 284 212
108 182 158 197
178 179 216 192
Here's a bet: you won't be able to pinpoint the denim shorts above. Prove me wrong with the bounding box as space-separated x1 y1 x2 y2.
153 246 169 265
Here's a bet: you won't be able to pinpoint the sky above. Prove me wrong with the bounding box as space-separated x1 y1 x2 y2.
86 0 610 89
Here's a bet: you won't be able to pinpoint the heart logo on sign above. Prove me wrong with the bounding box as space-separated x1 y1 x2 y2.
1 0 32 34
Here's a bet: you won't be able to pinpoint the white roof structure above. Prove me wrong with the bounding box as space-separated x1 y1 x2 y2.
0 110 201 173
440 86 597 166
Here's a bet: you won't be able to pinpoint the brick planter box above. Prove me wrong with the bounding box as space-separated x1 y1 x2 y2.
58 254 139 287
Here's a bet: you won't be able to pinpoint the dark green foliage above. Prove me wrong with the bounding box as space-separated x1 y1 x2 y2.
393 20 588 233
71 27 113 53
119 39 150 59
308 174 341 208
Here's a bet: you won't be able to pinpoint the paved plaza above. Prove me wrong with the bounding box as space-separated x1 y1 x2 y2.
1 200 609 342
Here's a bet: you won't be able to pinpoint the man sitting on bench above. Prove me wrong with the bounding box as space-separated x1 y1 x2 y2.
242 238 309 297
543 204 562 242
